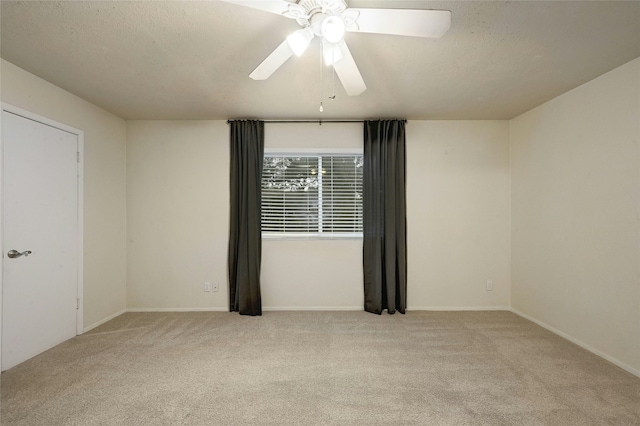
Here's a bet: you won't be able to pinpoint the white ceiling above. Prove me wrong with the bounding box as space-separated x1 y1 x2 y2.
1 1 639 120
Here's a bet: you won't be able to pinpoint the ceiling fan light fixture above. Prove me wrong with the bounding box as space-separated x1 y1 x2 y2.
287 27 314 56
321 15 345 44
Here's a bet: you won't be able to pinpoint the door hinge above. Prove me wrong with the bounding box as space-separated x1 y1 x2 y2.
77 152 80 163
77 299 80 310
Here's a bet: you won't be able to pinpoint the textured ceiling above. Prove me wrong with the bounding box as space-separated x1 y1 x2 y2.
1 0 639 120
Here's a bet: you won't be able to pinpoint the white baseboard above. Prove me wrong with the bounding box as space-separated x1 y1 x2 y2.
407 306 510 311
82 309 126 333
127 307 229 313
510 307 640 379
126 306 508 313
263 306 363 311
128 306 363 312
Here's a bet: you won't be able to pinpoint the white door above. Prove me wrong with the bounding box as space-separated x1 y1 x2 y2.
2 109 80 371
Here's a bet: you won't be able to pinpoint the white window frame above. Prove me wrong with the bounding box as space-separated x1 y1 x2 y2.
262 148 363 240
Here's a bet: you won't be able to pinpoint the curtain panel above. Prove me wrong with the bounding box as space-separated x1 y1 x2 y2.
363 120 408 314
228 120 264 316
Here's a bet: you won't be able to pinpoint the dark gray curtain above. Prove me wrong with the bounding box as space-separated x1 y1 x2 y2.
228 120 264 316
363 120 407 314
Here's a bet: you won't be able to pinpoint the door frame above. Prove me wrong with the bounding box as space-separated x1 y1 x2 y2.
0 103 84 369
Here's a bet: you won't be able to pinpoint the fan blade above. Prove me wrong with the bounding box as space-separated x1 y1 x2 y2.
219 0 293 16
332 41 366 96
347 9 451 38
249 40 294 80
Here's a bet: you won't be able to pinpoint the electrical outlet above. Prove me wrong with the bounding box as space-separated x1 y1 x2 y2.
212 282 219 292
486 280 493 291
204 282 212 292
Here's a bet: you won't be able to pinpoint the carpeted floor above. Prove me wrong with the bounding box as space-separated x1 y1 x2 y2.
1 310 639 425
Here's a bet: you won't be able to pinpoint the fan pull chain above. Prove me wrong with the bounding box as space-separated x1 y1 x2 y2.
319 44 324 113
330 47 336 101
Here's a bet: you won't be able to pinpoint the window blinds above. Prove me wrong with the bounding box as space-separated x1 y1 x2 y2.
261 154 363 235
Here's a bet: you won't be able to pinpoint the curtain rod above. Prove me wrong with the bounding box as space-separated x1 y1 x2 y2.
226 119 407 125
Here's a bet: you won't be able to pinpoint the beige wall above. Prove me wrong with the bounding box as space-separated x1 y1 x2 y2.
407 121 511 309
126 121 230 310
126 120 511 310
1 59 127 330
510 57 640 373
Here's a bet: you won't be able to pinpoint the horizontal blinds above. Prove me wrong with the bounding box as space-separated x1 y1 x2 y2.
321 155 363 233
261 154 363 234
262 156 319 233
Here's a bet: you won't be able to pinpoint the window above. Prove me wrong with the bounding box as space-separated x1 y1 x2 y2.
262 154 363 237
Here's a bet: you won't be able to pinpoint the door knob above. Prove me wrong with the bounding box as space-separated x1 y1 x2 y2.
7 250 32 259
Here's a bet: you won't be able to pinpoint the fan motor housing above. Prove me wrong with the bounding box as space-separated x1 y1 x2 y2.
292 0 348 27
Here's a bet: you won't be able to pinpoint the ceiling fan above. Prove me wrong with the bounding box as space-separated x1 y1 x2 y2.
222 0 451 96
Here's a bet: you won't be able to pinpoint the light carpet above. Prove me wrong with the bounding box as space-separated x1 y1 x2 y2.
1 311 639 425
